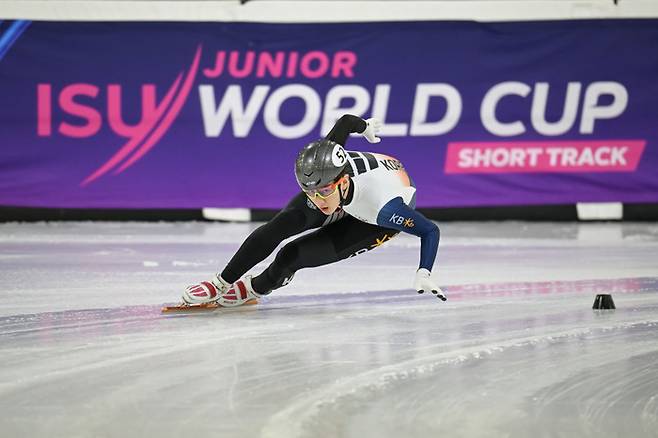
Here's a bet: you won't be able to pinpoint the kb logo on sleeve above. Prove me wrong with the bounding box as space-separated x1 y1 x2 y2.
390 214 415 228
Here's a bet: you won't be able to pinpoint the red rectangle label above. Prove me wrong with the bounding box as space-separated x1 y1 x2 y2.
445 140 646 174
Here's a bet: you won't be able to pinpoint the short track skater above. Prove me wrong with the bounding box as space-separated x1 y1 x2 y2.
181 114 446 308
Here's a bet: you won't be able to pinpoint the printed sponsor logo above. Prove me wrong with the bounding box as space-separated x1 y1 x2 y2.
370 233 394 248
348 233 395 257
389 214 414 228
380 159 403 171
348 248 369 258
445 140 646 174
281 274 294 287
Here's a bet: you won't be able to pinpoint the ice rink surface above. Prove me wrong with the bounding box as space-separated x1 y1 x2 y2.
1 220 658 438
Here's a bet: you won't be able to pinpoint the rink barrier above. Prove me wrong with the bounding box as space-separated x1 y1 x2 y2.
2 203 658 222
202 208 251 222
3 1 657 22
576 202 623 221
0 207 204 222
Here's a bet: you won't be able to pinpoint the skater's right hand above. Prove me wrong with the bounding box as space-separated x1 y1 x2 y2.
361 118 382 143
414 268 447 301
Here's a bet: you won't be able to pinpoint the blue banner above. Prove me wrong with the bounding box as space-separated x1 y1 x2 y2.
1 20 657 208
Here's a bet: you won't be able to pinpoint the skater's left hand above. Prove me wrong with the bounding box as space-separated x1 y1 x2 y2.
361 118 382 143
414 268 447 301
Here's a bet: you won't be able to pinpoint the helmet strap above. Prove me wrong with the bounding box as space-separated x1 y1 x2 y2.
337 176 348 208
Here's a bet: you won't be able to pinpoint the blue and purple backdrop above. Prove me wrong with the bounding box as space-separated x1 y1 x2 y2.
1 20 657 209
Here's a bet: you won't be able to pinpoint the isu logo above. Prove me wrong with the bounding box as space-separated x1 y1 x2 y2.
36 46 202 186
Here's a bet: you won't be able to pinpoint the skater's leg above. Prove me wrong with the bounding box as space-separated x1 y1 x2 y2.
220 192 327 283
183 192 328 304
252 216 398 294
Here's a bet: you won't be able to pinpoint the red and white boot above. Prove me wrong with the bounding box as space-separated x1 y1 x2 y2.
182 274 231 305
216 276 261 307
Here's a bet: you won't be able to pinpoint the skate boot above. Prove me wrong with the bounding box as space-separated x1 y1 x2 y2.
182 273 231 304
216 276 262 307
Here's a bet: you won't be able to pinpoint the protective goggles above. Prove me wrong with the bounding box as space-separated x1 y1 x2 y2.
303 176 345 199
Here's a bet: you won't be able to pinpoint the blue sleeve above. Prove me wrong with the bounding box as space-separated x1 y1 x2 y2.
376 197 440 271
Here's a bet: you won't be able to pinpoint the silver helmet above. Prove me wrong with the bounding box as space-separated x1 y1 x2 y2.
295 139 348 191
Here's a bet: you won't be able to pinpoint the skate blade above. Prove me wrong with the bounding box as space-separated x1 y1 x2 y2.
161 299 258 313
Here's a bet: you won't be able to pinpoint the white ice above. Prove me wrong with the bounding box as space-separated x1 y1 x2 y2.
1 221 657 438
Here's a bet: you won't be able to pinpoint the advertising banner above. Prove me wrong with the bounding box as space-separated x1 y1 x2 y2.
1 20 657 209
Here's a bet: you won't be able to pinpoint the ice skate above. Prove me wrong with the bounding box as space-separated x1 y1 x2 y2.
181 273 231 305
215 276 262 308
162 274 260 313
